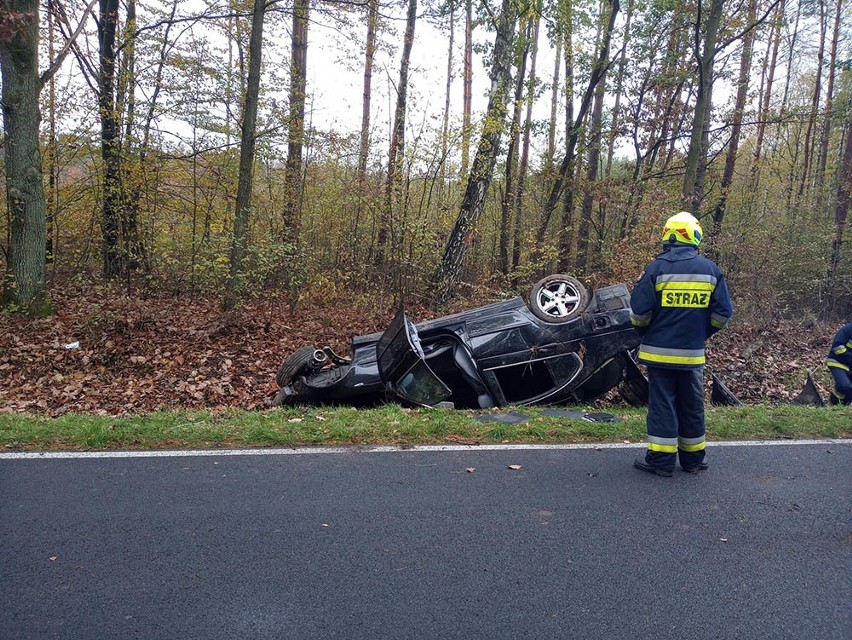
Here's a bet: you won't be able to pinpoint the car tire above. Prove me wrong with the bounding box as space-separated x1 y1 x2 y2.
528 274 589 323
276 346 319 388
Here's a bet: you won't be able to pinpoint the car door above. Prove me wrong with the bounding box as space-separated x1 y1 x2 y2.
377 308 452 406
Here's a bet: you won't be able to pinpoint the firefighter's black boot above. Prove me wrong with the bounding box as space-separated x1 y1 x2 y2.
633 458 673 477
681 461 709 474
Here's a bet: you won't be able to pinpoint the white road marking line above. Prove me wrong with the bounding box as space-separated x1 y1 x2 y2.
1 439 849 460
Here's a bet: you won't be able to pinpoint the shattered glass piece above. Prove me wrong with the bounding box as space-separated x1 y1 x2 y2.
540 409 590 420
540 409 622 423
584 412 622 423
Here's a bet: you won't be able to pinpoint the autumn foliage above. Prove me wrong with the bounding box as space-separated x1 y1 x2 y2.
1 2 850 416
0 277 840 417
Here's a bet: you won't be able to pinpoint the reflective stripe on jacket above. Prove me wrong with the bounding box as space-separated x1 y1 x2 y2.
629 244 733 369
827 322 852 371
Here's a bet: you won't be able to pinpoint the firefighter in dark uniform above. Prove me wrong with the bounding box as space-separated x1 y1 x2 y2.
827 322 852 405
629 212 734 476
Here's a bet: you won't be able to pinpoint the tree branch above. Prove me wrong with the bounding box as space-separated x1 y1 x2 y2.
40 0 99 88
716 0 782 53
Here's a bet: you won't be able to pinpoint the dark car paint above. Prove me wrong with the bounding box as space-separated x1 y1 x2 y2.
275 284 647 408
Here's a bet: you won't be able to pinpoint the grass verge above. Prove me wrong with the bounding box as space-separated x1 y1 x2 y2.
1 404 850 452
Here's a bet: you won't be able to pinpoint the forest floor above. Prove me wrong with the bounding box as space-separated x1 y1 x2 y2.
0 281 841 417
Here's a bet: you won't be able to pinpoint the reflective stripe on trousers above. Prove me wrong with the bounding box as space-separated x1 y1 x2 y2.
828 363 852 404
645 366 706 471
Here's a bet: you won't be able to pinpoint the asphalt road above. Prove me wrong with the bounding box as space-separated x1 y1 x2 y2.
2 441 850 640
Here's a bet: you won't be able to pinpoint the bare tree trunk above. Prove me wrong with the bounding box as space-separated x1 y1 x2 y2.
431 0 518 304
500 18 531 275
815 0 843 198
94 0 142 281
0 0 48 311
604 0 633 179
556 8 575 271
357 0 378 184
461 0 473 177
576 95 604 273
661 82 689 173
826 89 852 314
711 0 756 236
682 0 725 212
98 0 125 278
223 0 266 311
537 0 618 255
354 0 378 265
282 0 309 244
752 0 783 173
777 0 801 141
46 4 57 265
545 35 562 168
118 0 155 275
377 0 417 267
797 0 827 202
440 1 455 193
575 1 612 274
621 75 652 239
654 22 687 173
511 12 540 279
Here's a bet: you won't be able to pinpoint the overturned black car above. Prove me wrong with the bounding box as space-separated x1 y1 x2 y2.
272 275 648 409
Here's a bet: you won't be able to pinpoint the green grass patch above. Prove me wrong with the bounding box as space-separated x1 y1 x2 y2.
0 404 849 452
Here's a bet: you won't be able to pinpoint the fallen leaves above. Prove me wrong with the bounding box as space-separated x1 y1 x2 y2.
0 283 839 416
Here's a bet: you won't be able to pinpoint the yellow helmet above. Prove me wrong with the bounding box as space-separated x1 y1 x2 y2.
661 211 703 246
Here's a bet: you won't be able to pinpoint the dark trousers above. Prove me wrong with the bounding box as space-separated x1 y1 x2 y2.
828 366 852 405
645 366 706 471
